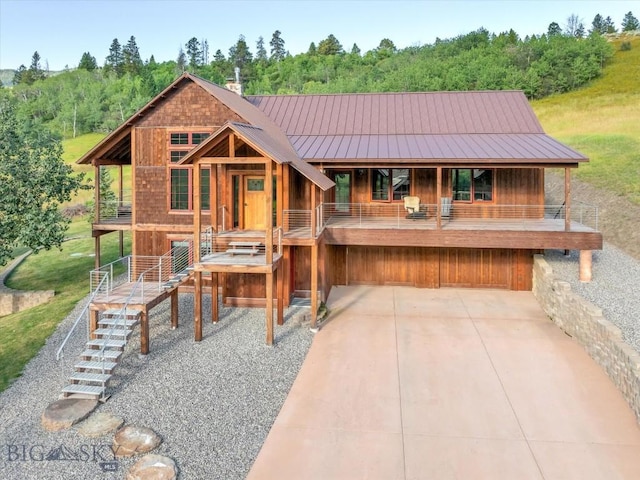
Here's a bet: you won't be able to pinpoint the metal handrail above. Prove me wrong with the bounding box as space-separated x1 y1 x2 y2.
56 273 110 361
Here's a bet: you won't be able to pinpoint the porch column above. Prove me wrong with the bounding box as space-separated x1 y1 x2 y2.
194 271 203 342
171 289 179 329
564 167 571 232
436 167 442 229
265 160 273 264
211 165 218 233
94 163 101 225
193 162 202 341
276 163 283 229
94 236 101 270
211 272 219 323
116 165 123 257
310 244 319 328
310 185 317 237
277 262 284 326
140 309 149 355
579 250 592 282
266 272 274 345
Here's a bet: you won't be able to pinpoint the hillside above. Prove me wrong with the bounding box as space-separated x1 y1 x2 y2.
532 36 640 258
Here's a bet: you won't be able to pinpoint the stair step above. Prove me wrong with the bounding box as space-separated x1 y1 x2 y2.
98 318 137 328
86 339 126 349
93 328 131 338
74 360 117 372
69 372 112 384
81 349 122 360
101 308 142 318
62 384 105 397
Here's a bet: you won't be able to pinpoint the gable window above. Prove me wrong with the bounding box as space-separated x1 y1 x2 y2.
169 168 211 211
168 131 211 164
452 169 493 202
371 168 410 201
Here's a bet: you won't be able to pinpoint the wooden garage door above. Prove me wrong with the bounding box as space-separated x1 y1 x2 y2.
440 248 511 289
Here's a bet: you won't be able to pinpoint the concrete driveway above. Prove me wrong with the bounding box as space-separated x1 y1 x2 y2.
248 286 640 479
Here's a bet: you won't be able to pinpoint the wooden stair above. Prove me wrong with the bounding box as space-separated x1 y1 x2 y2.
61 308 142 399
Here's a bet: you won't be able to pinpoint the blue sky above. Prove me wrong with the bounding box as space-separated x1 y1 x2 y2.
0 0 637 71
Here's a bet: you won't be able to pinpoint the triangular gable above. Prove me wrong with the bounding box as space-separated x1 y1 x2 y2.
179 122 335 191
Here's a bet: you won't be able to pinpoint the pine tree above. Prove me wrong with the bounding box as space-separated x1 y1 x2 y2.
590 14 605 35
213 49 225 62
604 16 617 34
269 30 286 61
256 36 268 62
547 22 562 36
308 42 317 55
317 34 343 55
122 36 142 75
105 38 124 75
176 47 187 74
622 11 639 31
351 43 361 55
78 52 97 71
186 37 201 69
228 35 252 68
13 65 26 85
201 39 209 65
28 51 45 83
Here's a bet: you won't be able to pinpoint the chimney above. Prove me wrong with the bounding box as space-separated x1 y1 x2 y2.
225 67 243 96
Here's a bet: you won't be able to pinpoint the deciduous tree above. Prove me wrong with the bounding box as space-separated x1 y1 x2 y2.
0 99 86 266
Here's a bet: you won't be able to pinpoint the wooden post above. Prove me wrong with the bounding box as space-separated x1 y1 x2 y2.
310 244 319 328
211 165 218 233
94 163 101 224
579 250 592 282
436 167 442 230
193 164 202 263
194 271 203 341
565 167 571 232
265 160 273 265
119 164 124 257
277 263 284 326
140 309 149 355
211 272 219 323
310 185 317 237
89 309 98 339
276 163 283 229
171 289 178 329
266 272 274 345
94 236 101 270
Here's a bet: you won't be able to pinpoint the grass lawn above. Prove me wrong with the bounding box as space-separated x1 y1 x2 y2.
0 219 130 392
532 37 640 205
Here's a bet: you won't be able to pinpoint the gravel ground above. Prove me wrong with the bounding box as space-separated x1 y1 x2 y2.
0 294 313 480
544 244 640 353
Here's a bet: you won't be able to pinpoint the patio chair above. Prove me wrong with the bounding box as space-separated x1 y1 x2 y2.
404 196 424 219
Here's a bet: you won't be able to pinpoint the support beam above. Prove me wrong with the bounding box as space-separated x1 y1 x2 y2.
94 163 101 228
89 310 99 340
94 236 101 270
194 271 203 341
211 273 219 323
211 165 218 232
276 163 283 229
565 167 571 232
170 289 179 330
119 164 124 257
140 309 149 355
310 244 319 328
193 164 202 263
310 185 317 237
436 167 442 230
579 250 592 283
265 161 274 265
266 272 274 345
277 263 284 326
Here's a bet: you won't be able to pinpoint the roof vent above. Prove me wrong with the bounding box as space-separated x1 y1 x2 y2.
225 67 243 96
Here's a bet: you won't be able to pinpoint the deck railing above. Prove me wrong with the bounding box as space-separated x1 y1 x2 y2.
97 190 132 223
283 209 312 234
320 203 437 229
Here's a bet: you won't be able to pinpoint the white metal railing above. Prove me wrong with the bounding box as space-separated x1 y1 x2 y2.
321 203 437 229
283 209 312 233
98 190 132 223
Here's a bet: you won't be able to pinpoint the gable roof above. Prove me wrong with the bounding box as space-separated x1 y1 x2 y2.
247 91 586 163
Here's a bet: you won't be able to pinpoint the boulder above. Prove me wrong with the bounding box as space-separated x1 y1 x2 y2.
76 412 124 438
41 398 98 432
113 425 162 457
126 454 177 480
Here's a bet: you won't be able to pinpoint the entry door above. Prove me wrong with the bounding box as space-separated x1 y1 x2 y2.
244 176 266 230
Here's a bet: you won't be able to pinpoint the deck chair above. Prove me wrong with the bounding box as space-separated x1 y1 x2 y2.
404 196 424 219
441 197 452 218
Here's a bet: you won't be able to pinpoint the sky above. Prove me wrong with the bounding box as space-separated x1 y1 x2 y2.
0 0 638 71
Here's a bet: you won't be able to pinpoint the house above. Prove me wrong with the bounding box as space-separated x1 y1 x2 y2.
77 72 602 347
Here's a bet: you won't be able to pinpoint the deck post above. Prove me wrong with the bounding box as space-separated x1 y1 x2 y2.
94 236 101 270
579 250 592 282
211 272 219 323
310 243 319 328
436 167 442 229
310 185 317 237
193 164 202 263
277 263 284 326
265 160 274 265
266 272 274 345
211 165 218 233
89 309 99 339
140 309 149 355
171 289 178 329
276 163 283 229
119 164 124 257
194 271 203 341
565 167 571 232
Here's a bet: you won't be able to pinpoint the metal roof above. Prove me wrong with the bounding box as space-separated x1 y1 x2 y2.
247 91 586 163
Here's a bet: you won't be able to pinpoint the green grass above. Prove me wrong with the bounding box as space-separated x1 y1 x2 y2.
532 37 640 205
0 219 130 392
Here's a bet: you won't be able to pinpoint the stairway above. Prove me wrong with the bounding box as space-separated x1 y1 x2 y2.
161 268 192 290
61 308 142 399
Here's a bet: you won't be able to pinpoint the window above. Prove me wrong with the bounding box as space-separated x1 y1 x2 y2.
170 151 188 163
169 168 210 211
168 131 212 164
371 168 410 201
170 133 189 145
191 132 210 144
452 169 493 202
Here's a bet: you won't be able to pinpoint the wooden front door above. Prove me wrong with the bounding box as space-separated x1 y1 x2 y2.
244 176 266 230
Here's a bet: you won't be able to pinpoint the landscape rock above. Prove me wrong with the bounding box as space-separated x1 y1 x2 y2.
126 454 178 480
41 398 98 432
113 425 162 457
75 412 124 437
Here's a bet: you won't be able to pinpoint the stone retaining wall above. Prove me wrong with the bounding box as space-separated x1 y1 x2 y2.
533 254 640 423
0 252 55 316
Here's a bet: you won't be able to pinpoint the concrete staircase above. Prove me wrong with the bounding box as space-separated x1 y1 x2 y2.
61 308 142 399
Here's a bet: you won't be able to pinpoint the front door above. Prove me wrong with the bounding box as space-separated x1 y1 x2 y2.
244 176 266 230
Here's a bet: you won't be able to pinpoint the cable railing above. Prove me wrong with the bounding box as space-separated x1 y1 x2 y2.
97 190 132 223
283 209 312 235
321 203 437 229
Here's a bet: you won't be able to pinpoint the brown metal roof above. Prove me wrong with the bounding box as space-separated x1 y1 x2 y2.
287 133 586 162
247 91 545 135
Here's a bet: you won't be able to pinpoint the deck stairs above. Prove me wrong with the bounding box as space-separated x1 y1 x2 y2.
61 308 142 399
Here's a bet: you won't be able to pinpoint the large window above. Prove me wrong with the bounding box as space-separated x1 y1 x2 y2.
371 168 410 201
452 169 493 202
169 168 210 211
